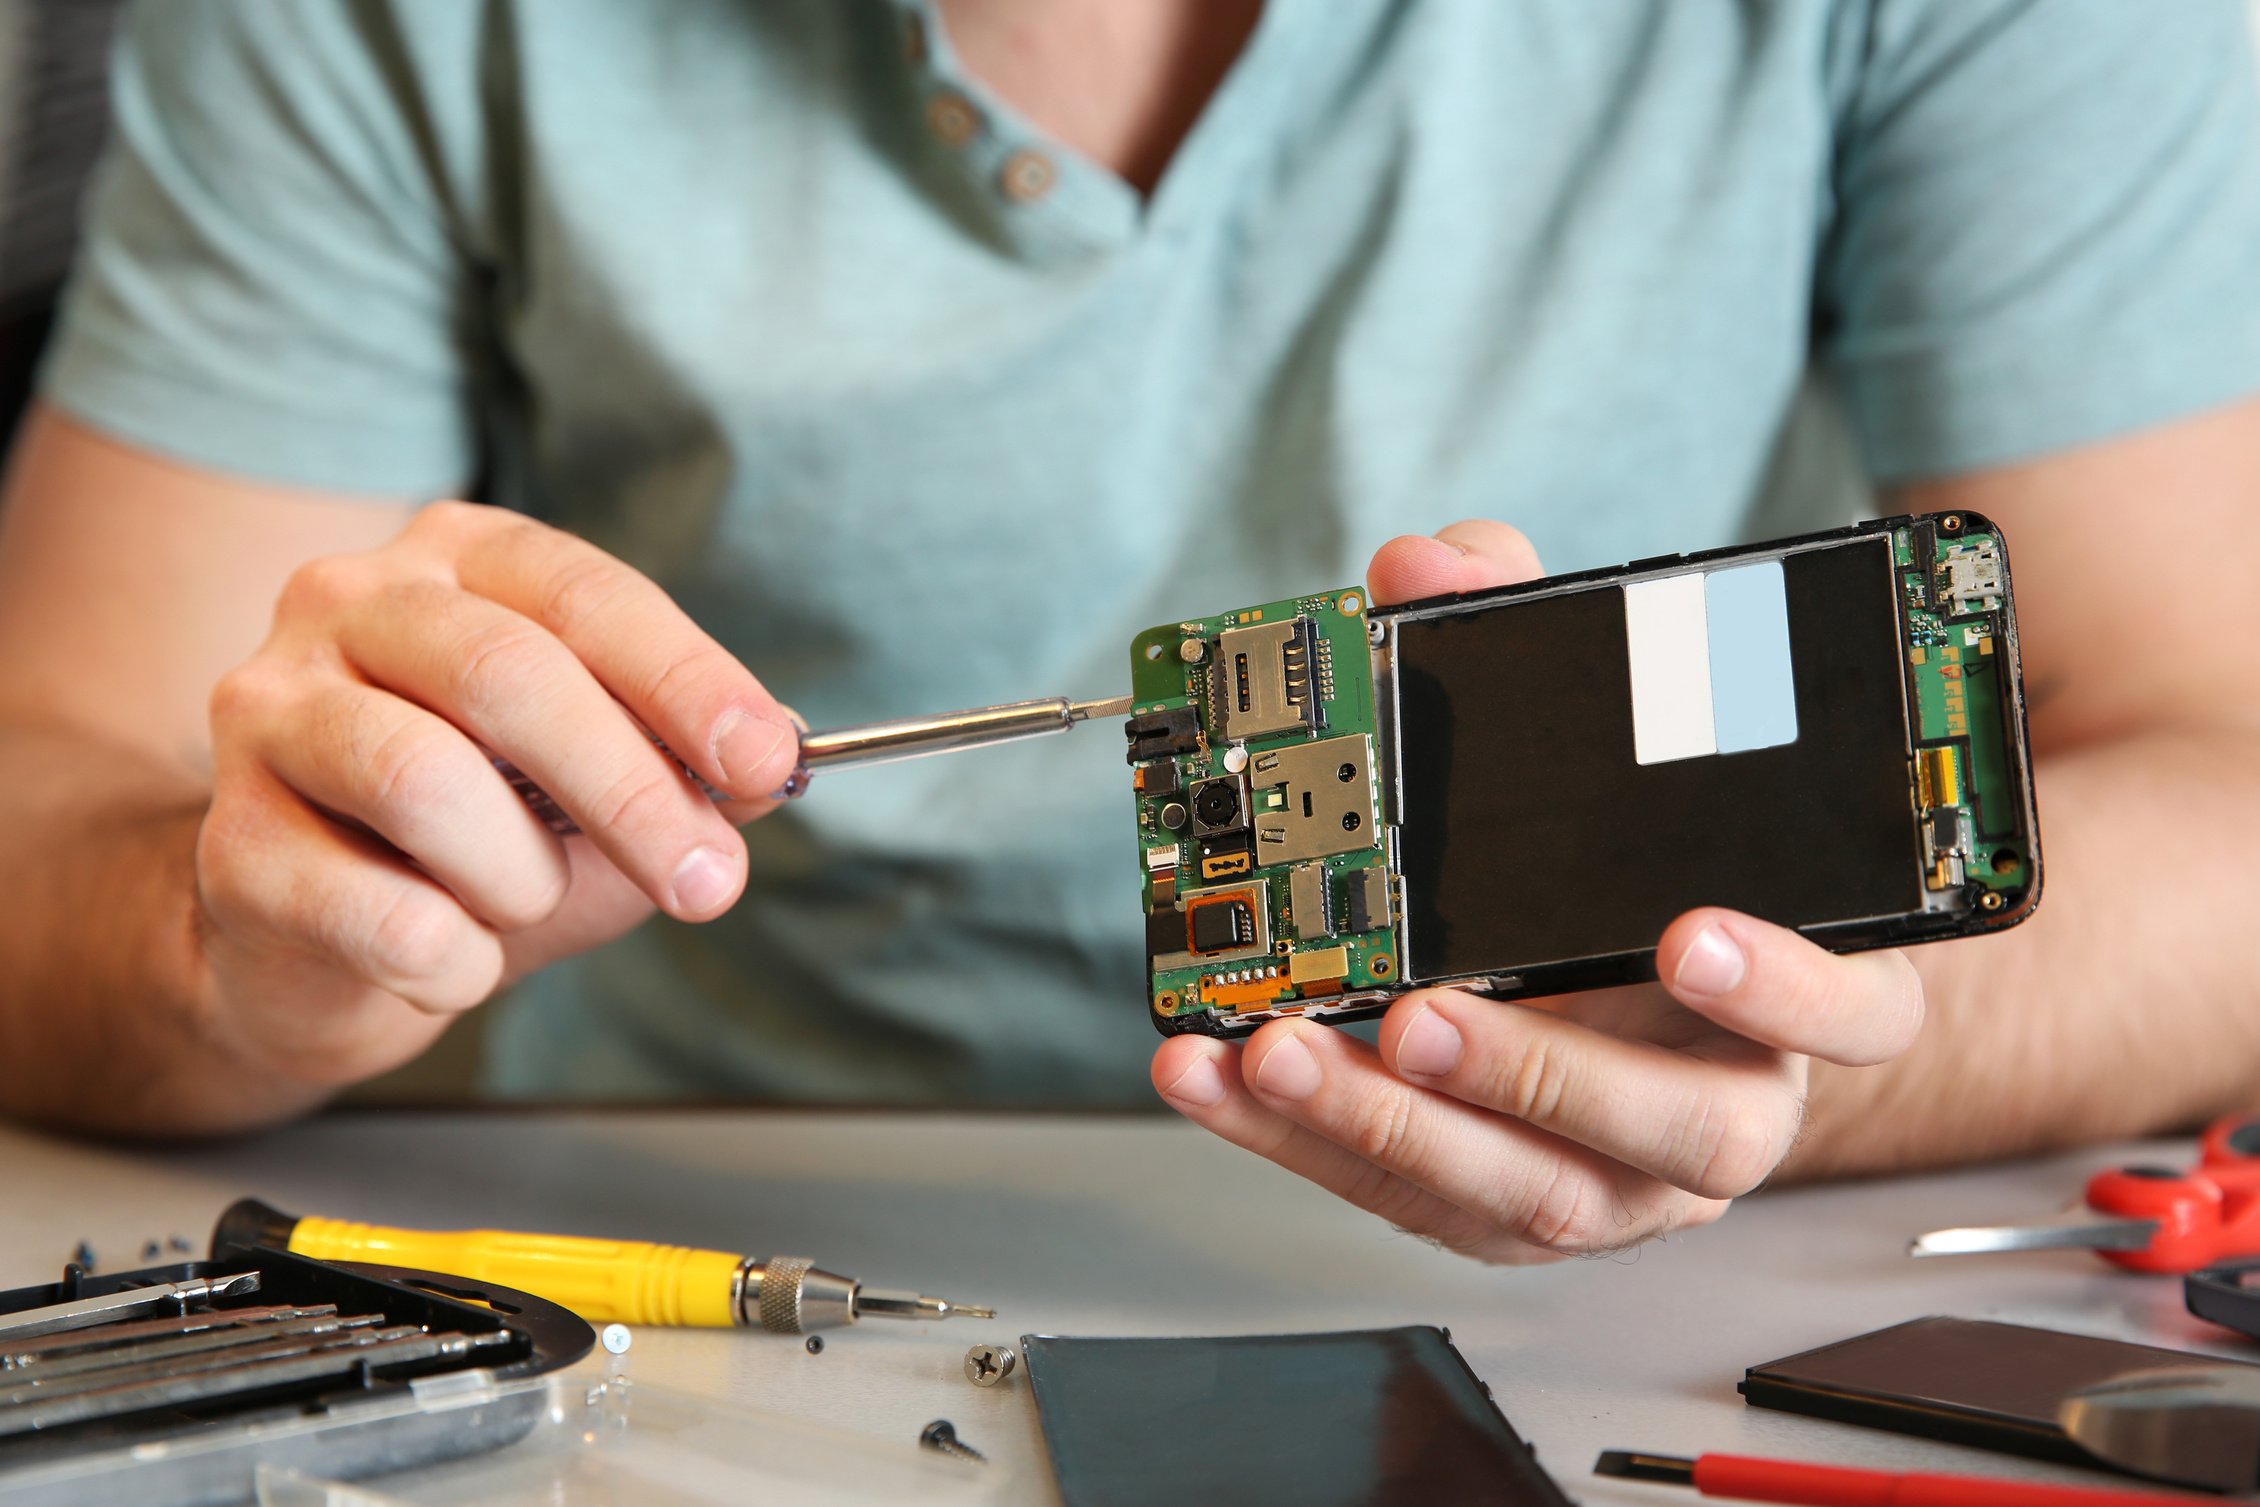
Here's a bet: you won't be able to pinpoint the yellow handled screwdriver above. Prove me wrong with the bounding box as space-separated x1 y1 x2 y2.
212 1199 993 1335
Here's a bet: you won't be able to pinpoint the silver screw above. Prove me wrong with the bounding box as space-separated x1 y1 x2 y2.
964 1342 1018 1387
600 1324 633 1355
920 1419 987 1463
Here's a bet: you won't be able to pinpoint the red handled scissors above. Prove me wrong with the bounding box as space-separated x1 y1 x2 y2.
1910 1113 2260 1274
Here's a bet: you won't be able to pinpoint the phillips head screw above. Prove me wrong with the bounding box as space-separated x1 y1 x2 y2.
964 1342 1017 1387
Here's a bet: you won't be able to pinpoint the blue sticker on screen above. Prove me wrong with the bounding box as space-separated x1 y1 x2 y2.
1703 561 1798 755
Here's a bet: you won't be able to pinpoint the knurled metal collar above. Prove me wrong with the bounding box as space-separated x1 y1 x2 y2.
757 1255 815 1334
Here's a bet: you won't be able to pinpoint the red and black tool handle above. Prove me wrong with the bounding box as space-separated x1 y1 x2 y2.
2089 1113 2260 1273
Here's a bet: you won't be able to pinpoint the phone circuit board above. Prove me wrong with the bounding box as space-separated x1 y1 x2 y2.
1125 589 1395 1033
1898 517 2030 907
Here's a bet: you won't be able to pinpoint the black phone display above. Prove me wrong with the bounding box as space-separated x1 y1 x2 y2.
1022 1327 1572 1507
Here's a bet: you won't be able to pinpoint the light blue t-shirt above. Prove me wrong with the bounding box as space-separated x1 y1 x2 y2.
44 0 2260 1104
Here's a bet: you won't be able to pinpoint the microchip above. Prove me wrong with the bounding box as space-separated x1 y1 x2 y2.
1126 707 1200 762
1189 900 1253 954
1146 908 1185 957
1930 810 1961 853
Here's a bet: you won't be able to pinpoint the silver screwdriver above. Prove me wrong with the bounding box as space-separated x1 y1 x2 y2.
500 692 1134 836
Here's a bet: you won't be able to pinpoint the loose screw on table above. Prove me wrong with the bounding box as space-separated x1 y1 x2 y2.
964 1342 1017 1387
920 1419 987 1464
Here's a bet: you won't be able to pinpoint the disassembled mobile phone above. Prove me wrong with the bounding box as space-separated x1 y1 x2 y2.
1126 513 2040 1037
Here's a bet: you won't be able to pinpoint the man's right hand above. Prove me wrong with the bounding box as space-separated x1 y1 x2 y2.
195 500 800 1088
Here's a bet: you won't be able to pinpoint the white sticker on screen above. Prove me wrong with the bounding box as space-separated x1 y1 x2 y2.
1623 561 1798 766
1623 573 1715 764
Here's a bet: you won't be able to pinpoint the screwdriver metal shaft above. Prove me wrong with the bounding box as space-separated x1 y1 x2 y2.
798 693 1133 773
0 1312 379 1387
498 692 1133 836
0 1324 420 1404
1 1304 333 1368
0 1272 262 1343
0 1330 507 1437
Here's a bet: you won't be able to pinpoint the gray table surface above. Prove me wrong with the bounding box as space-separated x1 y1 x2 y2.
0 1109 2242 1501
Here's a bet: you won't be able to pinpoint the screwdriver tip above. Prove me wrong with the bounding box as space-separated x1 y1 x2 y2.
1593 1451 1696 1484
954 1304 996 1320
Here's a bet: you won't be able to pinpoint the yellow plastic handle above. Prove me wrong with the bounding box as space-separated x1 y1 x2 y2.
287 1215 743 1327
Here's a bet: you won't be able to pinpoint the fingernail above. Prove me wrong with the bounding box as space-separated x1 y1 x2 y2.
671 846 738 916
1254 1033 1322 1101
1161 1055 1226 1107
715 709 795 792
1674 923 1746 997
1395 1006 1462 1078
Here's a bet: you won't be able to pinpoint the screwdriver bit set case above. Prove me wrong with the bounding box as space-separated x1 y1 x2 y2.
0 1246 591 1507
0 1243 1008 1506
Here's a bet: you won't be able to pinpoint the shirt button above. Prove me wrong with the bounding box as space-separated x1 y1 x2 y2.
999 148 1057 204
927 90 980 148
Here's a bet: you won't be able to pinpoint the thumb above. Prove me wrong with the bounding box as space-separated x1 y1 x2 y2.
1656 907 1926 1068
1367 520 1543 607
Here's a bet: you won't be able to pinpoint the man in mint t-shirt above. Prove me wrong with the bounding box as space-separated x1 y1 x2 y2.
0 0 2255 1262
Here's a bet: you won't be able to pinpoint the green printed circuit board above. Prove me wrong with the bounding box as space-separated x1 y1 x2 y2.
1124 588 1394 1030
1895 518 2031 905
